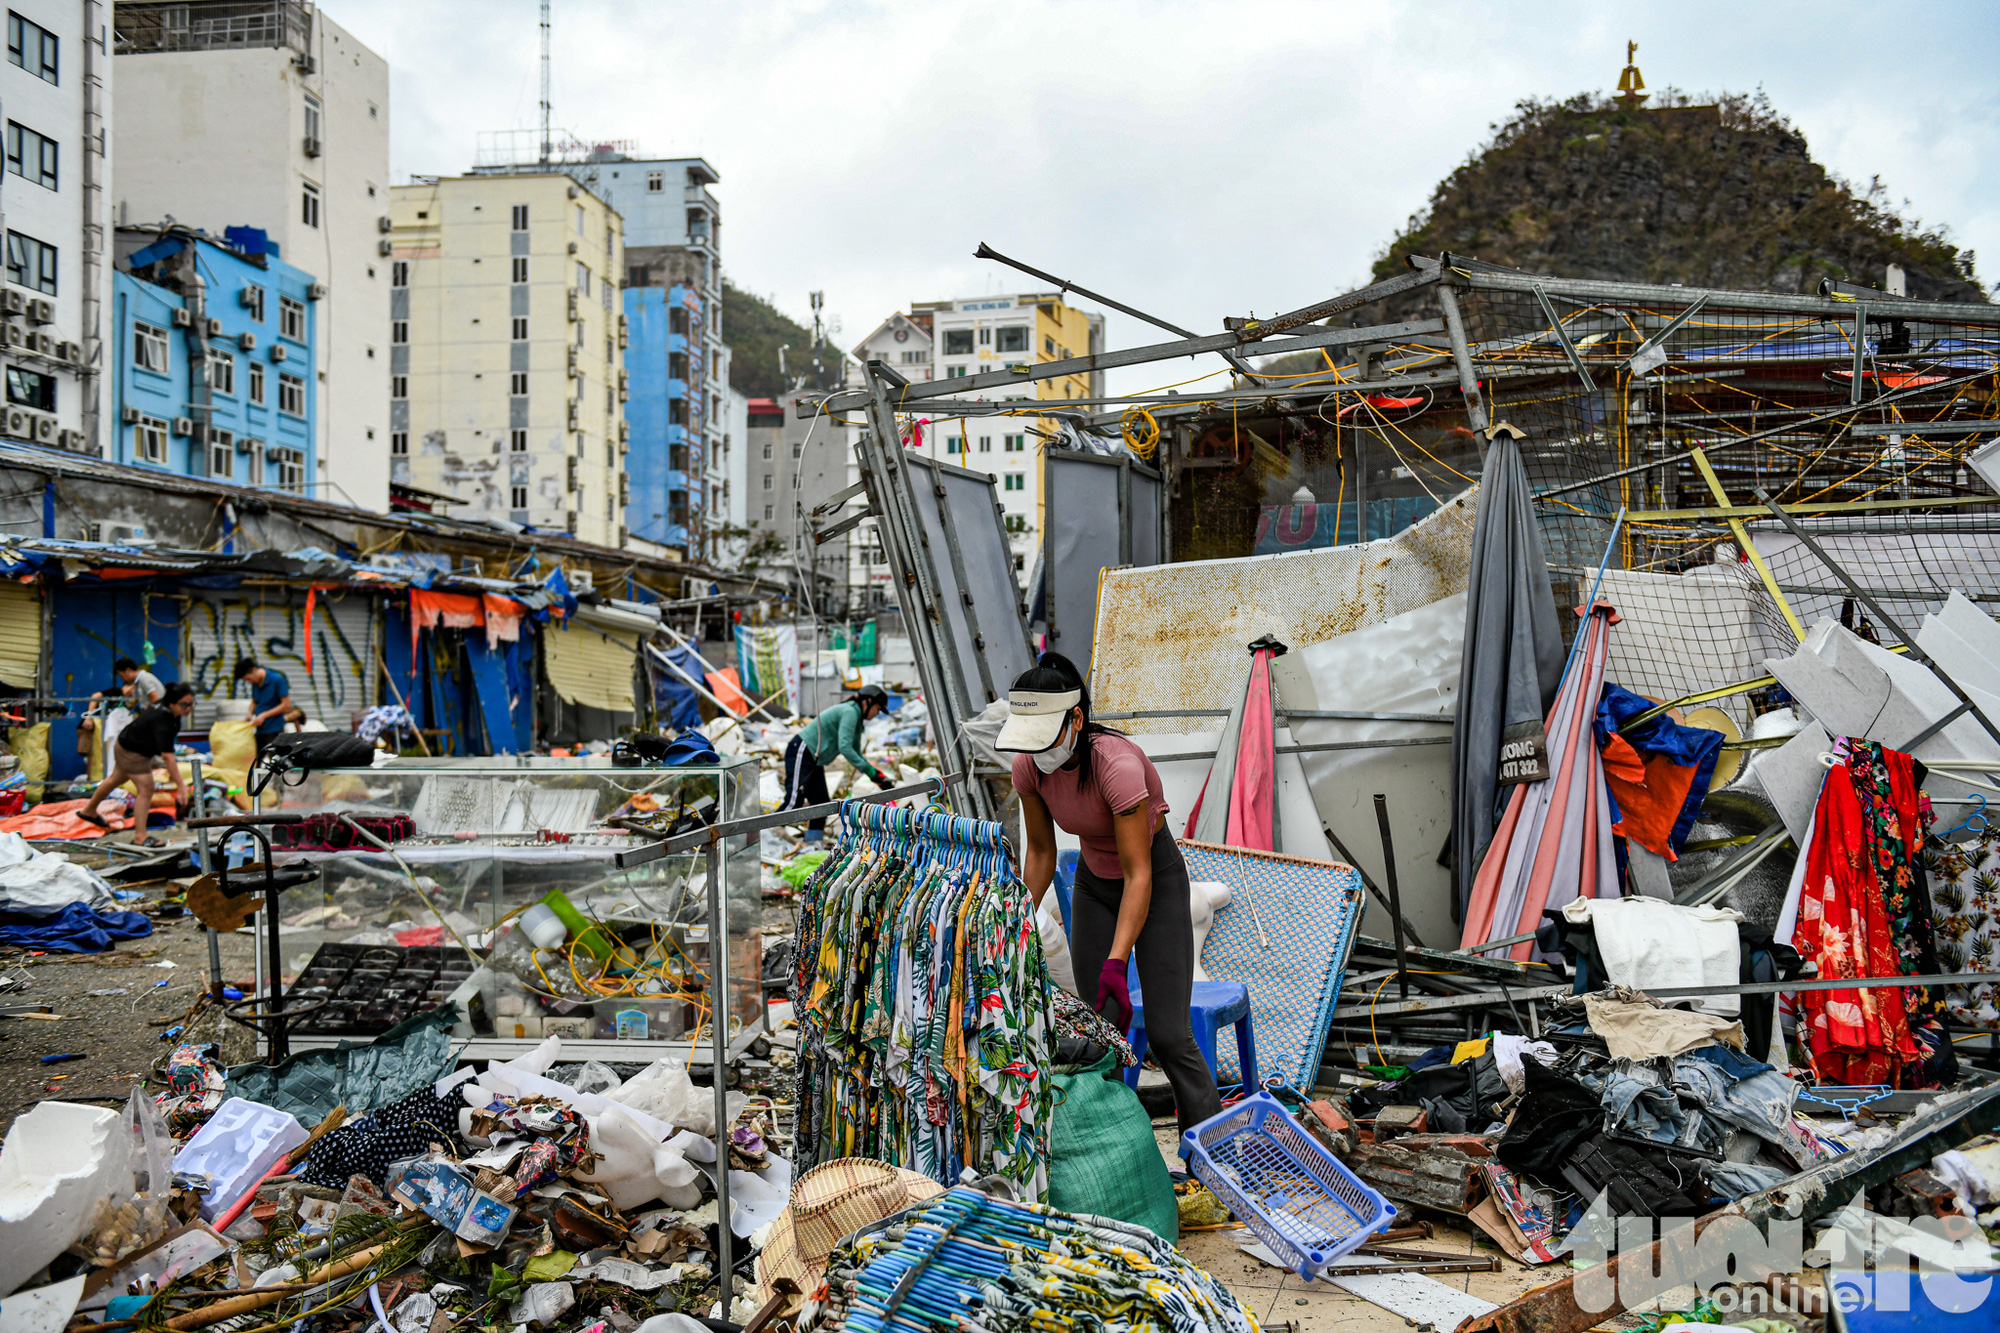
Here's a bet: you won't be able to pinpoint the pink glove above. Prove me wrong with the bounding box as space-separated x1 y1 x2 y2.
1096 958 1134 1032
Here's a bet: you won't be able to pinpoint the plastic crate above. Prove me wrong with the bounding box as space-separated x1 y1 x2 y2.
1179 1092 1392 1279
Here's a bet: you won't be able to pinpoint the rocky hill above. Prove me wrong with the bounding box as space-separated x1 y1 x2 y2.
723 283 847 398
1372 90 1985 304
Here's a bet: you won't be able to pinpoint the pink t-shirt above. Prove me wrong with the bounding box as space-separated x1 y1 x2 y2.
1012 730 1170 879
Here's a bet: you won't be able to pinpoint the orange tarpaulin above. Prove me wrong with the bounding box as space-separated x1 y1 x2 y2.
481 594 525 647
409 589 483 656
706 667 749 717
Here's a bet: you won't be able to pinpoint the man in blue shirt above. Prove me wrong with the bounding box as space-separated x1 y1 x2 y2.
234 657 294 758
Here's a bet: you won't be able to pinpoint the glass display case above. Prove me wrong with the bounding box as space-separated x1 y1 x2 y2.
230 755 762 1061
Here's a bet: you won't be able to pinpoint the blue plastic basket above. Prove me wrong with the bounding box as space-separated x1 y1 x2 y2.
1180 1092 1393 1279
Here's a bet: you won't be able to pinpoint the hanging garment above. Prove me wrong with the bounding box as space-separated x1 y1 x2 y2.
1793 747 1919 1085
791 803 1055 1202
1595 682 1726 861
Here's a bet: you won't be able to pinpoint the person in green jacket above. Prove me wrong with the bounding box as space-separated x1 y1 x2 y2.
783 685 892 841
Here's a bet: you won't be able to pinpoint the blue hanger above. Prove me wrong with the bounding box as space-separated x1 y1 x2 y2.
1942 793 1989 844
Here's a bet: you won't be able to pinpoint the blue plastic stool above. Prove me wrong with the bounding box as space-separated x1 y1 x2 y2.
1124 971 1257 1096
1052 850 1079 933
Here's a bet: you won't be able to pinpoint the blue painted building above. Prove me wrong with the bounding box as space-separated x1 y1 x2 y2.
110 227 318 490
623 282 704 549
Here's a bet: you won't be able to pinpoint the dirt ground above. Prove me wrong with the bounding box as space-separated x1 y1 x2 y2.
0 899 259 1139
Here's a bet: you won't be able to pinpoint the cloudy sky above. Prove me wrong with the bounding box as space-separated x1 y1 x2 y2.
337 0 2000 386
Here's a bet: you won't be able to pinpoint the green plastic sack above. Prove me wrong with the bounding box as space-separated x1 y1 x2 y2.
1047 1049 1178 1241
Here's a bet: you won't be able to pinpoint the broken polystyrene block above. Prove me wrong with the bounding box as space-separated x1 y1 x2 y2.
0 1103 132 1298
171 1098 307 1222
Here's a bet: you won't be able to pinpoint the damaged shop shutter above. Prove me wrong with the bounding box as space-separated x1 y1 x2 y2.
544 611 642 713
185 591 377 729
0 581 40 690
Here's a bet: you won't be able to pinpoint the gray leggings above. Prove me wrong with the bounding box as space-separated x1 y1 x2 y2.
1071 826 1224 1134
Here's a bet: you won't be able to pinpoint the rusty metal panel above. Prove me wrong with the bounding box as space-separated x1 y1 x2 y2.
1090 488 1477 733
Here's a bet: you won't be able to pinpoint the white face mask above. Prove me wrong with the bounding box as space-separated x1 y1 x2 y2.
1032 717 1077 774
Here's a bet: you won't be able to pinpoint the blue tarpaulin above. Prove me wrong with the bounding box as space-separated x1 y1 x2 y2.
0 902 153 953
651 644 706 732
466 641 518 755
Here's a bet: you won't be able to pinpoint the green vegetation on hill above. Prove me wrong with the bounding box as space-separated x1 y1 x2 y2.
722 282 847 397
1371 90 1985 305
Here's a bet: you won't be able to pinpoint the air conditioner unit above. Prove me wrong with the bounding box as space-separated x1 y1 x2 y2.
27 298 53 326
0 290 23 316
3 408 29 439
566 349 579 375
308 283 328 300
377 239 393 256
172 417 193 437
618 473 630 504
105 523 146 544
566 184 579 199
29 332 55 356
237 435 259 454
566 402 580 430
377 215 393 233
566 292 580 321
617 420 629 443
204 318 222 337
565 511 579 535
238 288 258 309
566 241 578 255
0 324 21 350
565 457 578 491
617 525 628 547
171 308 193 328
32 413 57 443
55 340 78 363
57 429 82 450
302 135 322 158
270 345 288 362
121 405 141 425
238 332 257 351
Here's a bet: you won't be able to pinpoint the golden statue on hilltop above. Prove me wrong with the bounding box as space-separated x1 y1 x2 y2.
1615 40 1649 110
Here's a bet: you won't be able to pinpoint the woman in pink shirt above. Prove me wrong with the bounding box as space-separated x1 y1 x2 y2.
1000 652 1223 1133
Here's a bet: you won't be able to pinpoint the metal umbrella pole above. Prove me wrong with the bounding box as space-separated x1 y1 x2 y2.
704 837 733 1301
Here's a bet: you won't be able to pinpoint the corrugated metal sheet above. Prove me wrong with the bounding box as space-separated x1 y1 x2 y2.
544 612 640 713
0 581 40 690
184 589 377 729
1090 488 1478 732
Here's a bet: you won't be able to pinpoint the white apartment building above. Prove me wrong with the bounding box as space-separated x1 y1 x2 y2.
2 1 111 456
388 173 626 547
112 0 391 511
852 294 1104 583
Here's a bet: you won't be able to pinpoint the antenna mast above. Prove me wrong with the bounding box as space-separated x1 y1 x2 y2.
539 0 552 165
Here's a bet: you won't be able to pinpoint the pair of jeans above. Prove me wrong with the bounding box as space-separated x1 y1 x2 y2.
1069 826 1223 1134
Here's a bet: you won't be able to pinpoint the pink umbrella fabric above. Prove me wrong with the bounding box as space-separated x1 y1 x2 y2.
1460 602 1621 960
1184 641 1280 852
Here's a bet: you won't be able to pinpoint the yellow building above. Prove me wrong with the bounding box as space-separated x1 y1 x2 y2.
388 173 628 546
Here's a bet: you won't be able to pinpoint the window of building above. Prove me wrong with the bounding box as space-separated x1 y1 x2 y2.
900 349 927 364
511 256 529 284
271 447 304 491
946 437 960 454
761 474 773 491
391 431 408 455
1004 473 1025 491
391 261 408 287
511 316 528 340
207 349 235 396
511 485 528 509
760 441 771 460
791 440 801 458
1004 434 1025 452
668 307 689 335
575 205 585 235
510 428 527 452
301 181 320 228
944 329 974 355
132 322 168 374
8 13 56 83
602 281 612 311
947 365 966 379
279 372 305 416
978 435 992 453
241 283 265 321
646 170 663 193
5 366 51 410
6 122 56 190
996 325 1029 353
389 375 408 400
248 361 265 403
133 415 166 464
6 231 55 294
208 429 234 479
762 504 773 521
511 204 528 231
391 320 408 343
575 263 590 296
279 296 305 341
509 371 528 395
1044 335 1056 355
1005 514 1027 533
303 92 321 146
